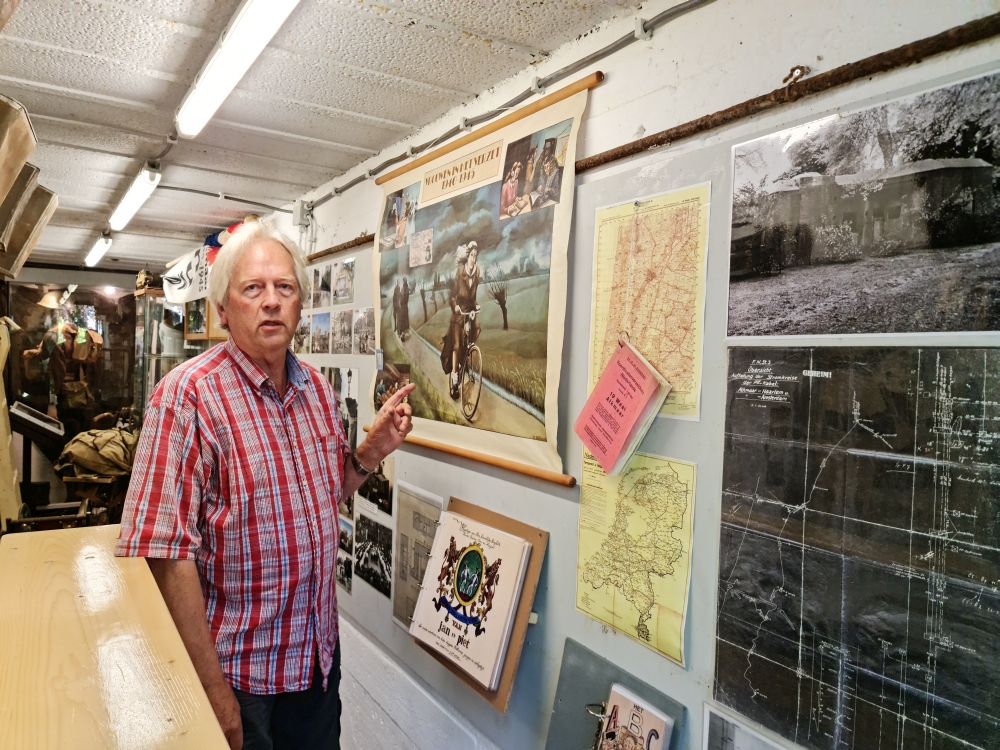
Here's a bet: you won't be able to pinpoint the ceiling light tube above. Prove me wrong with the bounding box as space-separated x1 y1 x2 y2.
85 234 113 267
175 0 301 138
109 163 161 231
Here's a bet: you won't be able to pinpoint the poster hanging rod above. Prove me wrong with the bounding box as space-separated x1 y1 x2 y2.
307 232 373 262
364 426 576 487
576 12 1000 174
374 71 604 186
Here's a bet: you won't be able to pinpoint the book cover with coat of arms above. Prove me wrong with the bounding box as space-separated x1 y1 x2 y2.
409 509 532 691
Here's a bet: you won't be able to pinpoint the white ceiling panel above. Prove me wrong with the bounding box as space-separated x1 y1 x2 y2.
0 0 642 273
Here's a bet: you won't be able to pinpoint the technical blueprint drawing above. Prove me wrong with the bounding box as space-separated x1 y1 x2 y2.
715 347 1000 750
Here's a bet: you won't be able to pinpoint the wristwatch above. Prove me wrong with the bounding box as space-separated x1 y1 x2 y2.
350 451 376 477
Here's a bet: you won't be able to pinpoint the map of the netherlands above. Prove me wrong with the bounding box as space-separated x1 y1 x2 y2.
590 183 710 420
716 347 1000 750
577 452 696 665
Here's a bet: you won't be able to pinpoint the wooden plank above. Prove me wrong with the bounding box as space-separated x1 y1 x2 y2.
365 425 576 487
0 525 228 749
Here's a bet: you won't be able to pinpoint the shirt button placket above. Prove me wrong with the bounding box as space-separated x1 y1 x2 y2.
281 386 328 675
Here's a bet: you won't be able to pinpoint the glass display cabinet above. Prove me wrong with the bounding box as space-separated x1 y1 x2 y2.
133 288 204 422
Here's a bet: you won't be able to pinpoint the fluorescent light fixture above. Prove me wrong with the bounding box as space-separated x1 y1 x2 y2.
175 0 301 138
109 163 161 231
85 234 113 267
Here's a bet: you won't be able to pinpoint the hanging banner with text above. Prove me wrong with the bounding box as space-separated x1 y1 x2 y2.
163 244 211 304
374 89 588 474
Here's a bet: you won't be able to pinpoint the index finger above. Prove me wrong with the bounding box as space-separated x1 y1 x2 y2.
383 382 416 409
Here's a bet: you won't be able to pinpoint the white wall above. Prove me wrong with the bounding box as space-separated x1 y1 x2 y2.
283 1 1000 748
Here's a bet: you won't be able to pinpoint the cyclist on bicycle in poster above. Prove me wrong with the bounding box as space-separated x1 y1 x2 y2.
443 241 481 399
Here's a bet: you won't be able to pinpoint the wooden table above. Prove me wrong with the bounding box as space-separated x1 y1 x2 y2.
0 525 228 748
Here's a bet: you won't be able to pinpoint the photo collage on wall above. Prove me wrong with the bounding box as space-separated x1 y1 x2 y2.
319 364 360 595
355 451 396 600
296 257 360 354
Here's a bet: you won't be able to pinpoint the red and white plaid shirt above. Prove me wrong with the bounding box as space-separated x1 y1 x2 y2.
117 339 347 694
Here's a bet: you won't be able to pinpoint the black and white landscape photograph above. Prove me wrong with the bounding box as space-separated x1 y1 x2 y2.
728 70 1000 336
355 512 392 598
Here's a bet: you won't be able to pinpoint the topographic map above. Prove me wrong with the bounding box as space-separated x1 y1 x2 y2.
577 452 695 665
590 183 710 419
716 347 1000 750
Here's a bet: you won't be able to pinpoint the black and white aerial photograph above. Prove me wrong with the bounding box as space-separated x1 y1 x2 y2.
355 512 392 598
728 70 1000 336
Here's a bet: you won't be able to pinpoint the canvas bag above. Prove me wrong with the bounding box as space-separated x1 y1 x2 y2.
62 371 92 408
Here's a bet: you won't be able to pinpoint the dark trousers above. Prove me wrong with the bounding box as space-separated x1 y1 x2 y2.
234 644 342 750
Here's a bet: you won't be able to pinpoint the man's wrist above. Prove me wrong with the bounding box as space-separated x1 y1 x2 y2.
350 448 378 476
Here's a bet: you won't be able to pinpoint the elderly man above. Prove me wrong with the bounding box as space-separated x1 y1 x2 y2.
117 222 413 749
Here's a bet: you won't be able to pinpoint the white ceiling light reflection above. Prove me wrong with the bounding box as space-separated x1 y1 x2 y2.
97 634 188 749
73 544 124 614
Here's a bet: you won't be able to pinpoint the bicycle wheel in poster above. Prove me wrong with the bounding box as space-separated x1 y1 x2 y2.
461 346 483 421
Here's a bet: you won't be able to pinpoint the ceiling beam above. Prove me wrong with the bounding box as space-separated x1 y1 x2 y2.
30 112 169 141
230 87 414 131
0 73 163 113
210 119 376 155
0 34 182 83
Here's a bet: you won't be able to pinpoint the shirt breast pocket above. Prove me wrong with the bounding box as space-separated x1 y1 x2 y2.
301 431 343 513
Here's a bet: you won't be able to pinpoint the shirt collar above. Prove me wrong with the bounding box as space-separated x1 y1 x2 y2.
224 339 308 396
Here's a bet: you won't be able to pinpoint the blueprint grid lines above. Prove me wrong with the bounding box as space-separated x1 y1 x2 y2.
715 347 1000 750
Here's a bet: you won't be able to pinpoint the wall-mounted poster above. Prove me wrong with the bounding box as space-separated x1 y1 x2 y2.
577 451 695 666
716 347 1000 749
357 455 393 516
728 70 1000 336
293 315 310 354
332 365 360 521
353 307 375 355
311 311 330 354
312 263 331 308
374 362 410 410
380 183 420 251
336 556 352 595
355 511 392 598
703 705 782 750
591 184 710 420
375 88 589 474
331 310 352 354
391 482 443 630
332 258 355 303
338 517 353 555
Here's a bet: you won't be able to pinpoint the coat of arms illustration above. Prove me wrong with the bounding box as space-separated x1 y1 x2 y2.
433 536 502 637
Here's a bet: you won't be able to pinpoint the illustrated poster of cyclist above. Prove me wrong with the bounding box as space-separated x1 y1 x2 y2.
374 87 589 474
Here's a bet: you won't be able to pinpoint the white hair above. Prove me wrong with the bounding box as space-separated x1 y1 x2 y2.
207 221 309 310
